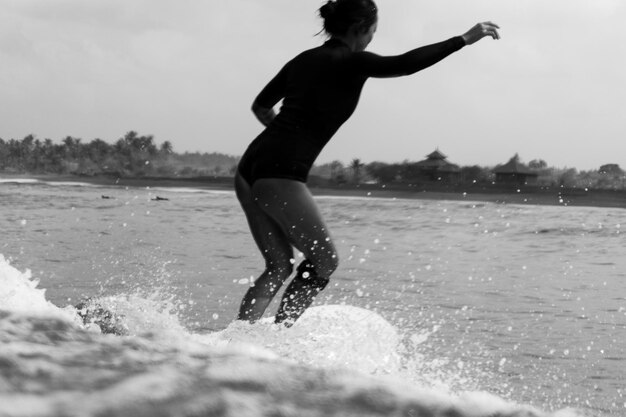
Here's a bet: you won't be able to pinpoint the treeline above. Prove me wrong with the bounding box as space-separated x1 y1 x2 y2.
0 132 239 177
2 133 625 190
310 158 626 190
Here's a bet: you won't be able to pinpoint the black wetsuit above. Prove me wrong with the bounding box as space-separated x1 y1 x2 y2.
238 36 466 185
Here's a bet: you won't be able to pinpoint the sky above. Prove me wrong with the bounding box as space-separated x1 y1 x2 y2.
1 0 625 170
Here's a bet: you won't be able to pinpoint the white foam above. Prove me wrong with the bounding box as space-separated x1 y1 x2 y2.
0 255 81 331
0 178 40 184
84 293 187 337
149 187 233 194
44 181 100 188
0 257 587 417
0 255 57 314
200 305 400 374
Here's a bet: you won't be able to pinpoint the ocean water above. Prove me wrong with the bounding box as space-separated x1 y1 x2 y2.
1 178 625 417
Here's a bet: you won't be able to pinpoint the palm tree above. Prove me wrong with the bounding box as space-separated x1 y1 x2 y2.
62 136 82 160
329 160 343 178
87 139 112 165
160 141 173 155
350 158 364 184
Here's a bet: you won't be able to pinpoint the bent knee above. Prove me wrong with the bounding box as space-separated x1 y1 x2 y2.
312 252 339 279
266 258 294 278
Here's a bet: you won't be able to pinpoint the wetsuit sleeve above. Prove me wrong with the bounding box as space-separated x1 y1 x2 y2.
350 36 466 78
254 62 290 108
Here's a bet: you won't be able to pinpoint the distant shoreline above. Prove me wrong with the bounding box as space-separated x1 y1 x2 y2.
2 173 625 210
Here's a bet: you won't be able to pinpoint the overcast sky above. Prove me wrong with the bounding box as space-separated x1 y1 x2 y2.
1 0 624 170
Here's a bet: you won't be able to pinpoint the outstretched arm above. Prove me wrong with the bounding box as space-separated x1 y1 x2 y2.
351 21 500 78
351 37 466 78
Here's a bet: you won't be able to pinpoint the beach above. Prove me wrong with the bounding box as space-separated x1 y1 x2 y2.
3 173 624 210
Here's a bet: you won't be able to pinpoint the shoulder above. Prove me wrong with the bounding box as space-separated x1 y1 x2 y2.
291 41 352 63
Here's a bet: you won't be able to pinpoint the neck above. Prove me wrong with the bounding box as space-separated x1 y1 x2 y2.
331 35 358 52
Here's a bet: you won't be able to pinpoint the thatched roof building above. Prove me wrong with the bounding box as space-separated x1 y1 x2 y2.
414 149 460 181
493 154 538 185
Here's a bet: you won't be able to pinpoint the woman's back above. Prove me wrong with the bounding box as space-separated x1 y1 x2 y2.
257 39 369 148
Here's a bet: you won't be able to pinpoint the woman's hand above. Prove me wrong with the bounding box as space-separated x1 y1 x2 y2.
461 22 501 45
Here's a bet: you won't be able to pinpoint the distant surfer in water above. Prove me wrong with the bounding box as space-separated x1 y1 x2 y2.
235 0 500 325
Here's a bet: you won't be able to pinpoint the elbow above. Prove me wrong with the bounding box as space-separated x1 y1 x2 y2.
251 100 267 118
251 101 274 126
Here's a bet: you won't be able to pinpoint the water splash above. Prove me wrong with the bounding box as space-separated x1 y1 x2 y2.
0 255 589 417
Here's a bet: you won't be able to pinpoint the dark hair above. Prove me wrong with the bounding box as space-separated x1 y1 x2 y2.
319 0 378 37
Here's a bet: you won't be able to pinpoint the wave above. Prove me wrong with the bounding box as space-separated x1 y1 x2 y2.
44 180 101 188
0 178 41 184
0 178 101 188
0 177 235 195
0 255 586 417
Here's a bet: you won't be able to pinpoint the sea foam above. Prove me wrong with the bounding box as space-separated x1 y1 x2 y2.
0 255 586 417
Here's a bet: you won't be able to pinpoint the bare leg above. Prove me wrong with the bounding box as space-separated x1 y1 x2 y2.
235 173 294 321
251 178 339 325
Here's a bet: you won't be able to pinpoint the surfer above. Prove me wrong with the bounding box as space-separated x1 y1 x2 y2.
235 0 500 325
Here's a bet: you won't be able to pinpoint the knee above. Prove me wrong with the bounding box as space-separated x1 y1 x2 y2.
266 257 294 279
255 260 293 296
299 252 338 283
296 260 330 291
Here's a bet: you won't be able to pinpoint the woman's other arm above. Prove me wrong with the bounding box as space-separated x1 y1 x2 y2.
251 62 290 126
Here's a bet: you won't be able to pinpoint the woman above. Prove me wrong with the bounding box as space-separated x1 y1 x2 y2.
235 0 500 325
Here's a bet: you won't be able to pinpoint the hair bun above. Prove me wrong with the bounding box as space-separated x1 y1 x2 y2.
318 0 377 37
319 1 337 20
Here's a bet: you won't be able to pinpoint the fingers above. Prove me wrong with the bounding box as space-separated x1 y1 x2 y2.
481 21 501 40
487 28 500 40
